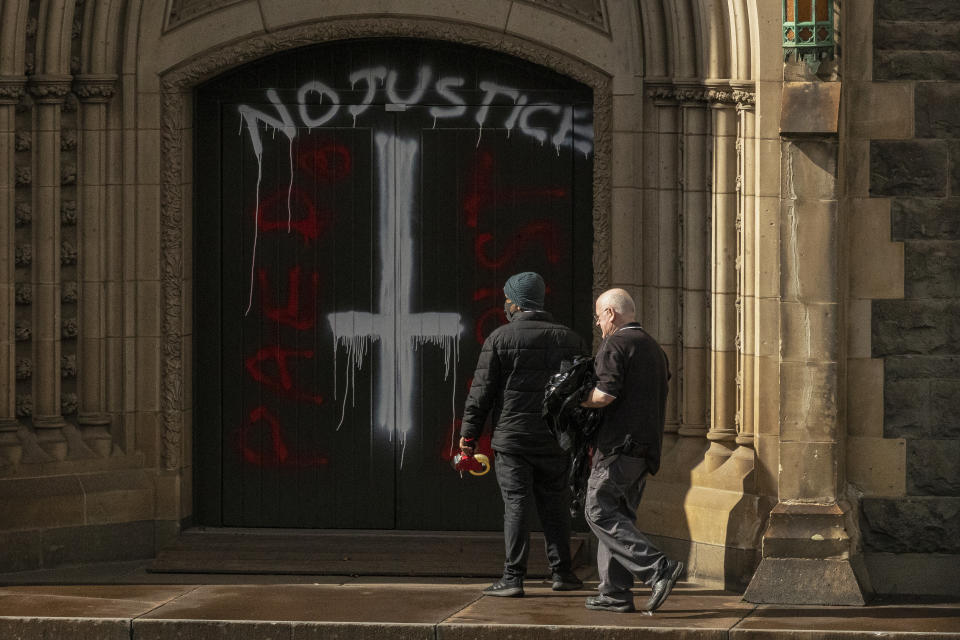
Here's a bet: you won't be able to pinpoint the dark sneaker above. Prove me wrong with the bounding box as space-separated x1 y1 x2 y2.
643 560 684 612
585 594 635 613
551 571 584 591
483 577 524 597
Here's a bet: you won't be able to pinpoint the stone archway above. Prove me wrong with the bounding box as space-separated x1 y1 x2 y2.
157 17 614 474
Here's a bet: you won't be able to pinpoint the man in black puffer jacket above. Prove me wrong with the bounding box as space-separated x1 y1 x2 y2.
459 272 588 597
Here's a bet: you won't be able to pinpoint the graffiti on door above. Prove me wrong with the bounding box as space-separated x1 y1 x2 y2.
233 61 592 468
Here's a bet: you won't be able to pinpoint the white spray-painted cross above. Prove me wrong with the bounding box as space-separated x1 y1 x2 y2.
326 132 462 462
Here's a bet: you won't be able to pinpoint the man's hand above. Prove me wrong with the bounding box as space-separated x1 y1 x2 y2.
459 436 476 455
581 387 615 408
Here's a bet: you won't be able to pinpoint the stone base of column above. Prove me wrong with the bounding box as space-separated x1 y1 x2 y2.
0 418 23 466
32 415 69 461
743 502 873 605
699 437 735 473
78 413 114 457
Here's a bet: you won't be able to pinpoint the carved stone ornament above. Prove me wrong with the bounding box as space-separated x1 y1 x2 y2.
15 321 31 342
61 240 78 265
61 200 77 225
27 76 73 103
706 87 736 105
62 318 78 338
15 283 31 305
158 16 613 471
15 167 31 187
0 77 27 103
517 0 609 34
61 129 77 151
74 75 118 102
15 132 31 152
15 202 31 226
15 394 32 418
15 358 32 380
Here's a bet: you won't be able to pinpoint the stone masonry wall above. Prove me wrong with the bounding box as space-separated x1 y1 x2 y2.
865 0 960 554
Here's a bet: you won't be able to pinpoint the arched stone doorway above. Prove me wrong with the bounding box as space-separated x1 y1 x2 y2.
191 38 596 530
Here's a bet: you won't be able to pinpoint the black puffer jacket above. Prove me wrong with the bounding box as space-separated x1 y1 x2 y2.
461 311 588 454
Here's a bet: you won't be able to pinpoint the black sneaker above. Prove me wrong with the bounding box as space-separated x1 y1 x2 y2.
643 560 683 612
483 577 524 597
585 594 635 613
551 571 584 591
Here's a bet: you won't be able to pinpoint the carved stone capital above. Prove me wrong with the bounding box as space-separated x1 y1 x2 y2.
734 90 756 110
646 84 678 104
28 75 72 104
0 76 27 104
706 87 736 106
74 74 118 103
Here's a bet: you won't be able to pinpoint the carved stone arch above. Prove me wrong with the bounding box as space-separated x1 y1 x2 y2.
157 16 613 470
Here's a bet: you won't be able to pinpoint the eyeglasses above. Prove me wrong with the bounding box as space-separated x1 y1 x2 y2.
593 308 610 324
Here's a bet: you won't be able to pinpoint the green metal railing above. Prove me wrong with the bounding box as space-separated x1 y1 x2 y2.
783 0 834 69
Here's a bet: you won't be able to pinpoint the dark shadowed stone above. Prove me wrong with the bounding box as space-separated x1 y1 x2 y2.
861 497 960 553
886 355 960 380
877 21 960 51
907 440 960 495
917 85 960 137
951 141 960 195
0 530 42 573
884 378 931 439
930 379 960 438
877 0 960 21
41 520 154 568
891 198 960 241
872 299 960 356
875 51 960 81
903 241 960 298
870 140 948 197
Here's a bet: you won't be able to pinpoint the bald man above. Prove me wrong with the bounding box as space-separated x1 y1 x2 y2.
579 288 682 613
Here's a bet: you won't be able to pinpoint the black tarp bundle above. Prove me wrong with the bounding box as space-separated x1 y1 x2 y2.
542 355 602 517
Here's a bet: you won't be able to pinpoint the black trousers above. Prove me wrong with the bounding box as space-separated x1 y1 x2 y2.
494 451 574 580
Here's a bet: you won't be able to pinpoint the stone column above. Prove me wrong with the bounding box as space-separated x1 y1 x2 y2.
675 91 711 464
704 89 739 471
744 80 870 605
731 88 757 477
0 77 25 466
27 75 71 460
74 75 116 456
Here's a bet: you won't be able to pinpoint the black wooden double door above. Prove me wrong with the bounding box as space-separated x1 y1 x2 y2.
195 39 594 530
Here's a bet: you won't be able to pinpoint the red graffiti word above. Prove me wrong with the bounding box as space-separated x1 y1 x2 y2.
245 346 324 406
475 221 561 268
298 143 352 181
259 266 320 330
257 187 328 245
238 405 328 468
463 151 567 228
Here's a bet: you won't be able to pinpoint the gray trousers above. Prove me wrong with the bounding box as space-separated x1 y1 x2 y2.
584 453 667 600
494 451 573 580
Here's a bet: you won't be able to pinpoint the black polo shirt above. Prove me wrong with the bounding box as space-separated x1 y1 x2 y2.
593 323 670 473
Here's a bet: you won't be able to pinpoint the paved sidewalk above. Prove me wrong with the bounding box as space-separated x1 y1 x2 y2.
0 562 958 639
